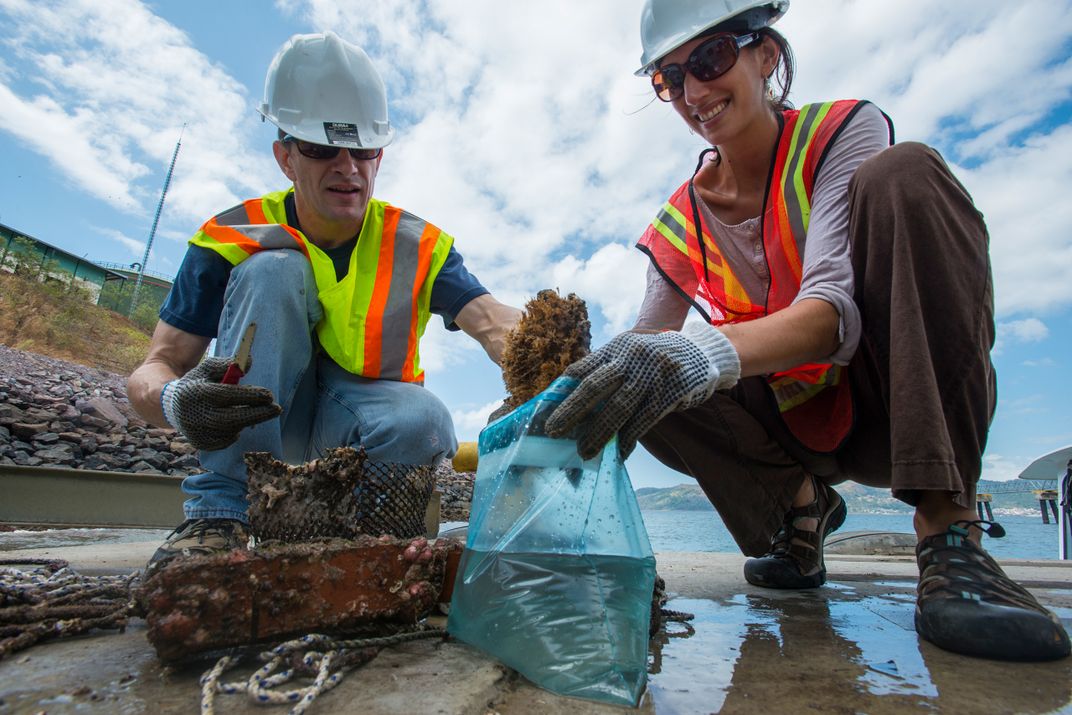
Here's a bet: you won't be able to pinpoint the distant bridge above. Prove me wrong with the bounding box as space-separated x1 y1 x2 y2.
976 480 1060 524
982 480 1056 494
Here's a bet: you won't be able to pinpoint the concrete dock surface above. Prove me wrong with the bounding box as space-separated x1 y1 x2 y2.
1 540 1070 715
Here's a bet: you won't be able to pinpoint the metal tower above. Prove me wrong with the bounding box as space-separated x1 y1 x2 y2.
129 125 185 317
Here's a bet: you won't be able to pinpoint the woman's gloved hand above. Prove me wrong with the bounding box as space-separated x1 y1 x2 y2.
545 323 740 459
161 357 281 451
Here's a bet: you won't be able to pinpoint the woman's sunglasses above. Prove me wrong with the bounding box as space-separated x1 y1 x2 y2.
282 135 382 161
650 32 759 102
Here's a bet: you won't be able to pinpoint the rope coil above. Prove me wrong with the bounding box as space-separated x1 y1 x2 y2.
0 559 137 660
199 627 446 715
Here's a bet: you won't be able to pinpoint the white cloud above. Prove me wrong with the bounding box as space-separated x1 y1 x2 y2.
0 0 278 226
295 0 685 331
287 0 1072 339
451 399 503 439
782 2 1072 149
981 453 1026 482
549 243 650 337
92 226 144 257
983 445 1072 483
994 318 1050 354
415 319 482 375
1002 318 1049 343
8 0 1067 334
954 127 1072 316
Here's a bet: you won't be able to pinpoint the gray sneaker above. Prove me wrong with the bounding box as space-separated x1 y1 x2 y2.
145 518 250 576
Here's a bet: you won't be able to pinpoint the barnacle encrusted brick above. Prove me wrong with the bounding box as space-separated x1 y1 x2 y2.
140 535 461 661
500 289 591 407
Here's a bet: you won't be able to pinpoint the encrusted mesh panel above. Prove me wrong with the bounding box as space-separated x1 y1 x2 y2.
354 461 436 539
246 447 435 542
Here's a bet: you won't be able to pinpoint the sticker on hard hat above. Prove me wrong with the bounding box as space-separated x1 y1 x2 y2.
323 122 362 147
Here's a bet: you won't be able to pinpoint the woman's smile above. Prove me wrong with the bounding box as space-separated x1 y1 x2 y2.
695 98 730 124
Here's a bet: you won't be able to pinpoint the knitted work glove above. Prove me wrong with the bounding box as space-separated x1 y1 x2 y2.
161 357 281 452
545 323 740 460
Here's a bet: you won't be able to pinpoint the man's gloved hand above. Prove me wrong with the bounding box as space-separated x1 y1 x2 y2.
545 323 741 460
161 357 281 451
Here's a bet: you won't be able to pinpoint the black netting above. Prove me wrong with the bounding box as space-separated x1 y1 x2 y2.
353 460 436 539
245 447 435 542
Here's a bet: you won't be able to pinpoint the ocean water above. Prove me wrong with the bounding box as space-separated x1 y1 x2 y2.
641 509 1064 561
1 514 1061 561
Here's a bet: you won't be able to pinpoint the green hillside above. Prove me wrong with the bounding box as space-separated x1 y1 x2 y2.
635 480 1052 515
0 270 151 374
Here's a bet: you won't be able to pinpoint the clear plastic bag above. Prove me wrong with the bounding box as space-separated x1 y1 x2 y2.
447 377 655 707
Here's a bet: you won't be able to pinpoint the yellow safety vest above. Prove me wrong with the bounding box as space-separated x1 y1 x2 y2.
189 189 453 384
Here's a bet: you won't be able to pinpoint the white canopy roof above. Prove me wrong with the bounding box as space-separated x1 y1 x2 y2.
1017 445 1072 480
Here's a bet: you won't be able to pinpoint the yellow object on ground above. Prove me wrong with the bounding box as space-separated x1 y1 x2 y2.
452 442 478 472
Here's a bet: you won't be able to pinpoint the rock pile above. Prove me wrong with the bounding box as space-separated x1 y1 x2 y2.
0 345 477 520
434 462 474 522
0 345 198 475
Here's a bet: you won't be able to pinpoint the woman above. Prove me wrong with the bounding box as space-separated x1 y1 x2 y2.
546 0 1069 661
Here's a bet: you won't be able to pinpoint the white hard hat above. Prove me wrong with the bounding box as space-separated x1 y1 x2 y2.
259 31 394 149
636 0 789 76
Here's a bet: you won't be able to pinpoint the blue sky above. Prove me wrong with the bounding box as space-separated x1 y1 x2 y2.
1 0 1070 488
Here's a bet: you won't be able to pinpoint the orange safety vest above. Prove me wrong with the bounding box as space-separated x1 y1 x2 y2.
189 189 453 384
637 100 892 453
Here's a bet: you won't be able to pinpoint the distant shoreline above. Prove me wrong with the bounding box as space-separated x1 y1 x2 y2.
636 482 1054 517
639 505 1040 517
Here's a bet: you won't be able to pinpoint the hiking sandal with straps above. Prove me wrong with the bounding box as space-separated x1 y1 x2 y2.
743 476 846 589
915 520 1070 661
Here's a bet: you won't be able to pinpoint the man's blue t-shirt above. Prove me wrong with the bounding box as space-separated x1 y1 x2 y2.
160 193 489 338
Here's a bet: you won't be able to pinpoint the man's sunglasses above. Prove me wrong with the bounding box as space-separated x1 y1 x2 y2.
650 32 759 102
282 135 382 161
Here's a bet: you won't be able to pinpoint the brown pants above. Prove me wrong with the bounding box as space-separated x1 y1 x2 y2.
640 142 997 556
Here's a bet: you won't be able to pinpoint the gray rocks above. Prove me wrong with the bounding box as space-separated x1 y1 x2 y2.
0 345 199 477
76 396 129 428
0 345 478 520
434 461 474 522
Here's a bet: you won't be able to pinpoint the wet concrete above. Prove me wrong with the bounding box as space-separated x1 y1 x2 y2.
2 542 1071 714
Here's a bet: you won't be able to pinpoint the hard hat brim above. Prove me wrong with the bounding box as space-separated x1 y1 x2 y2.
635 0 787 76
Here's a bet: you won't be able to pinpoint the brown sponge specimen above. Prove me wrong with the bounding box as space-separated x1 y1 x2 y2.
500 289 591 407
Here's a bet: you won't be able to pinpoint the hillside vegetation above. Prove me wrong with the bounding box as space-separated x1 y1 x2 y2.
635 480 1048 515
0 270 152 375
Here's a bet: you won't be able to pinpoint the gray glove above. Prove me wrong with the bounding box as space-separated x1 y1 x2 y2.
545 323 740 460
161 357 281 451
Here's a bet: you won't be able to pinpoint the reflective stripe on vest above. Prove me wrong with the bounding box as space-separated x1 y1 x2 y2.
637 100 892 452
189 189 453 383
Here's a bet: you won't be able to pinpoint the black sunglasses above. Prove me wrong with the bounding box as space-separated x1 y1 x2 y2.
282 134 382 161
650 32 759 102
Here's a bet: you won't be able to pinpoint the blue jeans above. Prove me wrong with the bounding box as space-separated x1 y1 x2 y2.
181 250 458 521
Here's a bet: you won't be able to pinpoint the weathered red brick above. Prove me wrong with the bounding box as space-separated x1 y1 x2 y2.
141 535 461 661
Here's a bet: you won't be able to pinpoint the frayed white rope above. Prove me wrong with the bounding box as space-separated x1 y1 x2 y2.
199 628 445 715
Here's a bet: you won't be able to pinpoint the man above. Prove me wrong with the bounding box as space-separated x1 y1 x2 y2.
128 32 520 571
